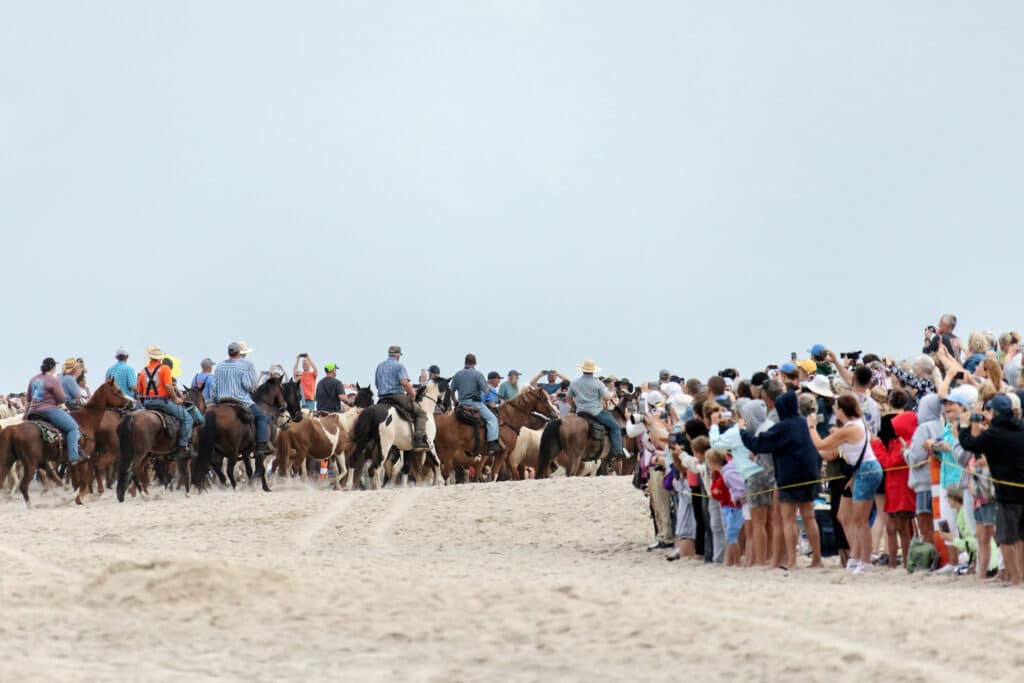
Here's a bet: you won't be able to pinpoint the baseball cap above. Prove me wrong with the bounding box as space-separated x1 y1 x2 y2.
795 359 817 374
658 369 671 380
942 392 971 409
388 345 402 355
428 364 440 374
115 346 129 357
780 362 798 375
808 344 826 357
985 394 1013 416
508 369 521 377
200 357 215 369
487 371 501 380
324 362 338 372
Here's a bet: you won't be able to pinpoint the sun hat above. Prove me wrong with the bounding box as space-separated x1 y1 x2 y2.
228 341 253 355
145 346 165 361
62 357 78 373
669 394 694 413
324 362 338 372
795 359 817 375
577 359 601 374
802 375 835 398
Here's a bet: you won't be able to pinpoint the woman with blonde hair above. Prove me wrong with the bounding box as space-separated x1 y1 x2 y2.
964 332 989 373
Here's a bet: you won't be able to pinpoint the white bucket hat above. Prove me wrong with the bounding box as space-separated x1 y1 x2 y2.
802 375 835 399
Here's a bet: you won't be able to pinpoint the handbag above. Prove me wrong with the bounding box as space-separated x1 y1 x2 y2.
838 421 869 479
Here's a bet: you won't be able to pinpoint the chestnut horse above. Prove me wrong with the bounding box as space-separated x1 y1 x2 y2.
115 386 206 501
0 377 134 506
535 393 633 479
192 376 301 492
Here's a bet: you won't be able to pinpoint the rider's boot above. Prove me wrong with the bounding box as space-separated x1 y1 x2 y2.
254 442 272 457
412 433 430 451
486 440 504 455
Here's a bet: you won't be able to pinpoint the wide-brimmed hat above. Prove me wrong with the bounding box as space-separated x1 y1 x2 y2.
145 346 165 361
62 357 78 373
577 359 601 374
802 375 835 398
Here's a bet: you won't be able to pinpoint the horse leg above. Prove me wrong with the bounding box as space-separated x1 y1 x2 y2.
256 449 271 493
20 455 40 507
226 454 239 489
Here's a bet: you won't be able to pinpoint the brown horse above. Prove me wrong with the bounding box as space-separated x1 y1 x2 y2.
193 376 301 492
535 393 633 479
115 386 206 502
0 378 134 506
434 386 558 483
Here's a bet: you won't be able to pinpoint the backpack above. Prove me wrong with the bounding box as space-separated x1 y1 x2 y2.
906 536 939 573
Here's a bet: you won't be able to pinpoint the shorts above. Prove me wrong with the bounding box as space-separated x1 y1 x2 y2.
778 483 817 504
674 490 697 540
996 503 1024 545
722 506 744 545
891 511 915 520
915 490 933 515
851 461 883 502
744 469 775 509
975 502 997 526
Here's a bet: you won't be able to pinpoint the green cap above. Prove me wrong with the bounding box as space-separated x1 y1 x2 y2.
324 362 338 372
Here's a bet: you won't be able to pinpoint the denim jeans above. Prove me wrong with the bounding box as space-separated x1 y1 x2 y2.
143 398 193 447
582 409 623 454
302 399 316 411
459 399 498 441
186 403 204 426
249 402 269 443
35 408 81 462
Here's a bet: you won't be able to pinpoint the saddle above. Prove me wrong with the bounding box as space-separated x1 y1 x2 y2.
578 412 607 441
143 403 181 444
379 396 414 425
216 398 254 424
29 418 64 447
455 405 482 427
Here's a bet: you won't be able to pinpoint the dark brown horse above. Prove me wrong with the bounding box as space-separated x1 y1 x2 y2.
0 378 134 506
193 376 301 492
535 393 633 479
115 386 206 501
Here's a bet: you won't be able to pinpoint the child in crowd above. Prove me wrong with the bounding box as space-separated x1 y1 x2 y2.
671 435 724 563
706 448 745 566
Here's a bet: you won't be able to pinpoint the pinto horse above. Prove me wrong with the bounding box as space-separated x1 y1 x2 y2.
115 386 207 502
535 393 633 479
193 376 301 492
0 377 134 506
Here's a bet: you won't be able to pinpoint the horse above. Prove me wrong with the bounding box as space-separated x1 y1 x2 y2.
0 378 134 506
535 393 633 479
193 376 301 492
114 386 207 502
273 384 374 488
434 385 558 483
348 378 448 490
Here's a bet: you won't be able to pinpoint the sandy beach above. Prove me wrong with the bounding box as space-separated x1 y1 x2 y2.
1 476 1017 683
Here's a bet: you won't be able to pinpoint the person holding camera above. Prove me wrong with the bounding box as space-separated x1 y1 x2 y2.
293 353 318 412
957 394 1024 585
530 369 568 396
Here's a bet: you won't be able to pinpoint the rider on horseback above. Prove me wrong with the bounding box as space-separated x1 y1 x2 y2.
568 359 626 463
451 354 503 455
212 341 272 457
137 346 194 459
374 345 429 451
26 357 84 465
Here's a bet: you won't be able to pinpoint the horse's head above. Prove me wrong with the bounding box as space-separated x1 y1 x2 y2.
91 376 135 410
184 385 206 414
353 383 374 409
528 385 560 419
433 377 453 412
280 377 303 420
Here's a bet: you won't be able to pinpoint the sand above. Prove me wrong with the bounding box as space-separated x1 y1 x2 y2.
1 476 1019 683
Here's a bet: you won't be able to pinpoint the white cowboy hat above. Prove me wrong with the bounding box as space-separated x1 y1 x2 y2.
802 375 835 399
576 359 601 374
236 340 254 355
145 346 166 361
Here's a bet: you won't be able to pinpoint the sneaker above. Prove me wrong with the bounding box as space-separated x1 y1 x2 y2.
852 563 870 575
647 541 673 552
845 558 861 572
665 549 681 562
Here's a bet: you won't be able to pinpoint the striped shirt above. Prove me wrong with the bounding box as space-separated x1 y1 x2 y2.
375 358 410 396
105 361 137 398
212 358 258 406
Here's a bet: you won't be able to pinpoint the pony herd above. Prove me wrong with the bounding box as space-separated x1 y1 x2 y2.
0 376 641 507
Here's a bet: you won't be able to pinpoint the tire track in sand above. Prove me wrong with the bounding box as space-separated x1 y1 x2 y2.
295 492 359 551
367 486 426 550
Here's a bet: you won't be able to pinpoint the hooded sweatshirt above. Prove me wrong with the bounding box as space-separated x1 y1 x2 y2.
959 413 1024 506
907 394 944 493
874 411 917 513
740 392 819 489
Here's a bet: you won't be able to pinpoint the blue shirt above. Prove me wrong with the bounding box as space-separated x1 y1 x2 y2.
105 361 137 398
375 358 410 396
482 387 500 405
451 367 488 403
61 374 82 406
212 358 258 406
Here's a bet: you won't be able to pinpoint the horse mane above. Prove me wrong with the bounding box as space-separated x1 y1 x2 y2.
504 386 538 411
253 377 280 403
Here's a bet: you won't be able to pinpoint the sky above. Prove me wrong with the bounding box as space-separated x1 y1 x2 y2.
2 1 1022 392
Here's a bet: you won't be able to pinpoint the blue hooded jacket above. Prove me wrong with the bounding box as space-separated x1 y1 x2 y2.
740 391 820 488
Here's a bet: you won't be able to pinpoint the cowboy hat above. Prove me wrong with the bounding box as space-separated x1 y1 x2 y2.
62 357 78 373
232 340 254 355
802 375 835 399
145 346 166 361
576 359 601 374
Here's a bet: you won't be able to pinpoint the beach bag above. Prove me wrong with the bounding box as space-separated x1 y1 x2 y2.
906 536 939 573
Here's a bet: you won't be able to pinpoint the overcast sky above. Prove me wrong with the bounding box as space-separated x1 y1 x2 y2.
3 2 1022 392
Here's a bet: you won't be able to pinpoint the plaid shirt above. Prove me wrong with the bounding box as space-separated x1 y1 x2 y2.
212 358 258 406
375 357 410 396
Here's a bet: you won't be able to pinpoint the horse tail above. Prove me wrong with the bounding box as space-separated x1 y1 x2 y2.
114 413 136 502
275 427 291 476
195 408 217 488
536 418 562 480
349 407 380 489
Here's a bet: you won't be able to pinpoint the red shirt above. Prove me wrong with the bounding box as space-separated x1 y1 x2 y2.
710 470 735 508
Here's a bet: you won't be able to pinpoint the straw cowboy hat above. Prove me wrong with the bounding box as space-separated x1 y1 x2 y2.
802 375 835 399
145 346 166 361
576 359 601 374
62 357 78 373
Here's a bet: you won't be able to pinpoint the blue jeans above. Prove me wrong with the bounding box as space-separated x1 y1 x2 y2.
249 402 269 443
302 399 316 411
582 409 623 454
915 490 933 515
35 409 81 463
851 460 883 501
143 399 193 447
460 399 498 441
